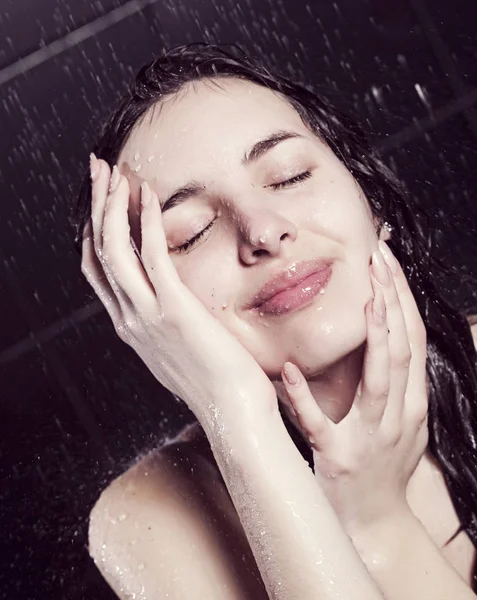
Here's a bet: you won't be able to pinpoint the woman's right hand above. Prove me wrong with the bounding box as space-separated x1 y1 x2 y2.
80 156 278 427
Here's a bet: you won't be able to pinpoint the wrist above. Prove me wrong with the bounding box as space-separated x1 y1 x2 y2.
197 391 281 449
347 503 417 569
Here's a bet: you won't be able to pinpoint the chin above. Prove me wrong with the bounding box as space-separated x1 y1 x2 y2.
285 307 368 377
255 312 367 382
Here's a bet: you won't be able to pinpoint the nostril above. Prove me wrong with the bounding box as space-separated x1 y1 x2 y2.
253 248 268 258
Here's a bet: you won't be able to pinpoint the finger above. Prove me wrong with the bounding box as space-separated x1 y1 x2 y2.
281 362 333 452
371 249 410 427
379 241 428 411
353 286 390 424
89 159 135 314
101 171 157 311
90 157 111 257
81 217 121 323
140 182 183 292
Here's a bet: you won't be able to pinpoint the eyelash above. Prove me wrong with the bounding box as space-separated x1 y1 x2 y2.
175 170 312 253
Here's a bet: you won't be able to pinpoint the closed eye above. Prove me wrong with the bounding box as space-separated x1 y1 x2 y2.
174 170 313 254
269 170 312 190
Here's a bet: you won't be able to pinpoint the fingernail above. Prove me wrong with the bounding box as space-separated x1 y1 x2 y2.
372 249 390 285
283 362 300 386
90 153 99 182
372 290 386 324
378 240 398 275
141 182 151 207
109 165 120 194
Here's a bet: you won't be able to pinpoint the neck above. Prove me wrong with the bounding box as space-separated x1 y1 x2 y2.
273 350 460 547
274 343 366 438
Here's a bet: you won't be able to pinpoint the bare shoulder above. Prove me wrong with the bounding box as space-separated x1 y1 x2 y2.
88 424 267 600
467 314 477 350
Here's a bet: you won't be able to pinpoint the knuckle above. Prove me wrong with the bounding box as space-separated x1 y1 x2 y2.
382 427 401 448
363 377 389 399
414 404 429 425
392 346 412 367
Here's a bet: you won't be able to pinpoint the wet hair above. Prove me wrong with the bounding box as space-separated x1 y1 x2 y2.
72 42 477 583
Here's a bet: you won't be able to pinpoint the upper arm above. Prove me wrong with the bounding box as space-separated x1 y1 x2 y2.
88 446 268 600
468 317 477 351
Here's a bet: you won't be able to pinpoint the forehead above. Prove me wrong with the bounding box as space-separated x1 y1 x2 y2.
118 78 312 185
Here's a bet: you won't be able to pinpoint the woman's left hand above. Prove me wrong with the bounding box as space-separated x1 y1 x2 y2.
280 241 429 534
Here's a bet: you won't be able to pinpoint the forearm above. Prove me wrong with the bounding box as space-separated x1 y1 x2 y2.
349 507 475 600
200 403 384 600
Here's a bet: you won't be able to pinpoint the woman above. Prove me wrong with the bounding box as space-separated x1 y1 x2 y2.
74 43 477 599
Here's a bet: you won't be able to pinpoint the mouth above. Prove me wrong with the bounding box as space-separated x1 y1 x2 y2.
248 260 333 317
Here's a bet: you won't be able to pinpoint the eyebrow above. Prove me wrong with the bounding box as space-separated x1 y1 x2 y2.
159 130 304 212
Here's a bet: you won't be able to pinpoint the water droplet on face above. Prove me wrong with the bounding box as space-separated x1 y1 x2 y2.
319 288 325 295
118 513 127 522
259 311 264 317
222 302 228 309
147 155 155 162
134 152 140 161
138 563 145 571
134 164 142 172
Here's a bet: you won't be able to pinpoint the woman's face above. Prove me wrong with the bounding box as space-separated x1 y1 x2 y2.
118 77 380 382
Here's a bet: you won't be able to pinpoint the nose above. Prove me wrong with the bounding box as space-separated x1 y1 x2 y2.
237 209 298 264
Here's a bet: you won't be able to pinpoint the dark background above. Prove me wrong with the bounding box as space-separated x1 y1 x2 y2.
1 0 477 598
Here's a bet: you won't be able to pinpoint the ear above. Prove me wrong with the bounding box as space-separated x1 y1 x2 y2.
374 219 392 242
379 224 392 242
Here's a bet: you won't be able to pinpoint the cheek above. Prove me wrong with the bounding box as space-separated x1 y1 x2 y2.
175 256 237 315
305 181 375 244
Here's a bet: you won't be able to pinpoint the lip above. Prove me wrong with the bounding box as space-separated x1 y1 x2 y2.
247 259 333 315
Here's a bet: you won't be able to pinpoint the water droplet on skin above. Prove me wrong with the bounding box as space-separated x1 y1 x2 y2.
222 302 228 309
259 311 264 317
119 513 127 522
138 563 145 571
147 155 154 162
368 429 374 435
110 518 117 525
134 164 142 172
134 152 140 161
319 288 325 295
